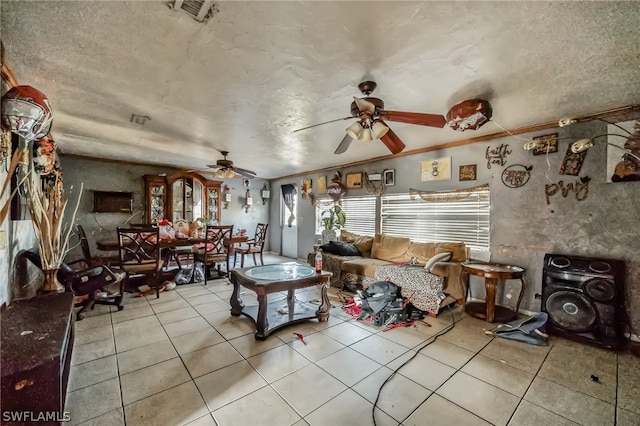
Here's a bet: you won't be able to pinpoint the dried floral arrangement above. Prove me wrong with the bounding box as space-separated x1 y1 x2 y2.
27 179 83 271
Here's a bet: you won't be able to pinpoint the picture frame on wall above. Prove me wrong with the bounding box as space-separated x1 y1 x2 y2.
317 176 327 194
421 156 452 182
459 164 477 181
383 169 395 186
345 172 363 189
606 120 640 183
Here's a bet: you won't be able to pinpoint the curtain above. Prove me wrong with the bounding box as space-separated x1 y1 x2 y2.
281 184 296 227
409 184 490 203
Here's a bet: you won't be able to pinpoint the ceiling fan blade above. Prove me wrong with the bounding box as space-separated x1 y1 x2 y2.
234 169 256 179
378 121 406 154
380 110 447 128
354 97 376 114
292 116 353 133
233 166 257 176
334 134 353 155
205 165 223 169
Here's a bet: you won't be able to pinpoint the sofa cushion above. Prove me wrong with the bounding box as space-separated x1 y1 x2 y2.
320 241 361 256
352 235 374 258
371 233 412 262
341 258 394 277
340 230 358 242
433 242 467 262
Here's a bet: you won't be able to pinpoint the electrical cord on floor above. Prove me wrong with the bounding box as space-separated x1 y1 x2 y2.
372 306 459 426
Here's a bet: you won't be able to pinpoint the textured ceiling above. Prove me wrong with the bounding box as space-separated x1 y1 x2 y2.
2 1 639 179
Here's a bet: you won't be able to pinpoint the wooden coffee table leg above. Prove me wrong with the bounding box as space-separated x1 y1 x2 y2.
255 294 268 339
230 280 244 316
485 277 497 323
316 280 331 322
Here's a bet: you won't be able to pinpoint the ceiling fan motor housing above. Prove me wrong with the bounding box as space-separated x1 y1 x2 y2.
350 97 384 117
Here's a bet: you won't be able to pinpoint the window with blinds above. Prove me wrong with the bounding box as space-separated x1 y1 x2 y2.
380 189 490 258
315 196 376 236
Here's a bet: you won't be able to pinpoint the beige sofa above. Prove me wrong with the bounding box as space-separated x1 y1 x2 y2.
308 231 469 313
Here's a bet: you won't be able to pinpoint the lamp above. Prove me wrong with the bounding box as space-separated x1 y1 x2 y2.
371 120 389 139
570 138 595 153
345 122 363 140
261 183 270 205
244 189 252 213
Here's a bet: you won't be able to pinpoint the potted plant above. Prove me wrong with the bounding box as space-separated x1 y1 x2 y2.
320 205 346 243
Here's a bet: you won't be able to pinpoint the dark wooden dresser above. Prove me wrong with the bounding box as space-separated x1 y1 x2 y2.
1 293 75 425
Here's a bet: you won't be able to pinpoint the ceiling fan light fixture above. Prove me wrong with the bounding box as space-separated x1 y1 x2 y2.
358 127 373 142
571 138 594 153
371 120 389 139
225 169 235 178
346 121 363 140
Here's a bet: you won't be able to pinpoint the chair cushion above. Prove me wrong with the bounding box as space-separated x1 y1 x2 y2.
120 259 164 273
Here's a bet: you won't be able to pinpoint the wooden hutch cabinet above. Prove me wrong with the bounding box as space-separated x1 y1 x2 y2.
143 174 221 224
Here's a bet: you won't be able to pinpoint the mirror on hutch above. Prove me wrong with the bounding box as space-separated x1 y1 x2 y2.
144 174 221 224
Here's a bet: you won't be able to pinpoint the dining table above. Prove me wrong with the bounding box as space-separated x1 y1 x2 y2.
95 234 249 255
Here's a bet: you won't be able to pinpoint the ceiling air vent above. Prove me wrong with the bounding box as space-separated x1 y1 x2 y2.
172 0 217 22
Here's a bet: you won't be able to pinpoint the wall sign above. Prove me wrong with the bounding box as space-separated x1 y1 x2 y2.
501 164 532 188
559 143 587 176
545 176 591 205
459 164 477 181
532 133 559 156
485 144 512 169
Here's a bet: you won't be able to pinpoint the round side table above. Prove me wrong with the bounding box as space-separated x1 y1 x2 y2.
462 262 526 323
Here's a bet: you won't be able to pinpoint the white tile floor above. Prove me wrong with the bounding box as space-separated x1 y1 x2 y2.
66 254 640 426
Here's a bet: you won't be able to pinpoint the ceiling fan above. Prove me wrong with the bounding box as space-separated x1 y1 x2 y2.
293 81 492 155
190 151 256 179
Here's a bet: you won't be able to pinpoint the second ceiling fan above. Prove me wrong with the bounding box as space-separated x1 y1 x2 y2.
294 81 492 155
191 151 256 179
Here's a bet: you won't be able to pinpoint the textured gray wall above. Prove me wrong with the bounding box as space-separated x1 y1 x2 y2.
270 121 640 334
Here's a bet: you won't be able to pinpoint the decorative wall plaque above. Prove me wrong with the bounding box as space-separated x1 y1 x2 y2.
345 172 363 189
326 171 346 202
532 133 559 155
501 164 532 188
421 157 451 182
559 143 587 176
459 164 477 181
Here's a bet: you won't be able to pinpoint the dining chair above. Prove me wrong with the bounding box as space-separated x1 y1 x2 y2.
195 224 233 285
234 223 268 268
117 226 164 298
68 225 120 270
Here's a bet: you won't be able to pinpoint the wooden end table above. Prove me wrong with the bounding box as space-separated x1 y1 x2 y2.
462 262 526 323
229 263 332 340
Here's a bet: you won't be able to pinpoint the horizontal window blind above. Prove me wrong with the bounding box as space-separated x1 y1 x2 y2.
315 196 376 236
341 196 376 236
380 189 490 253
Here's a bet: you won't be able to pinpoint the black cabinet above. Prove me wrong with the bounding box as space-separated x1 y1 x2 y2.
1 293 75 425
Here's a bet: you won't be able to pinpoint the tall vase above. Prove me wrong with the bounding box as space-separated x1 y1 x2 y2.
41 269 65 293
321 229 336 244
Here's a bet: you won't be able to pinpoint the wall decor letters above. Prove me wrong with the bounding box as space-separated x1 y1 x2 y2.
421 157 451 182
501 164 532 188
459 164 477 181
485 144 512 169
545 176 591 205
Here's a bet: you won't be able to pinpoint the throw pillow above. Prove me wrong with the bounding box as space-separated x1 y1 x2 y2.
320 241 361 256
424 252 452 273
352 235 374 257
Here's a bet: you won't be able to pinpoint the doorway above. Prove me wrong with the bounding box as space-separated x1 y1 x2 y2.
280 184 298 259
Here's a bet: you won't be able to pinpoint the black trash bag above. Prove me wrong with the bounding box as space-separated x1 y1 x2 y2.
358 281 408 327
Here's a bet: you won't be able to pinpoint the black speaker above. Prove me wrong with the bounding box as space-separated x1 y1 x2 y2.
542 253 625 350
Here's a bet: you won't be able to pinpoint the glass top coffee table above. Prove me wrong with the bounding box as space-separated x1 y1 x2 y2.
229 263 333 340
